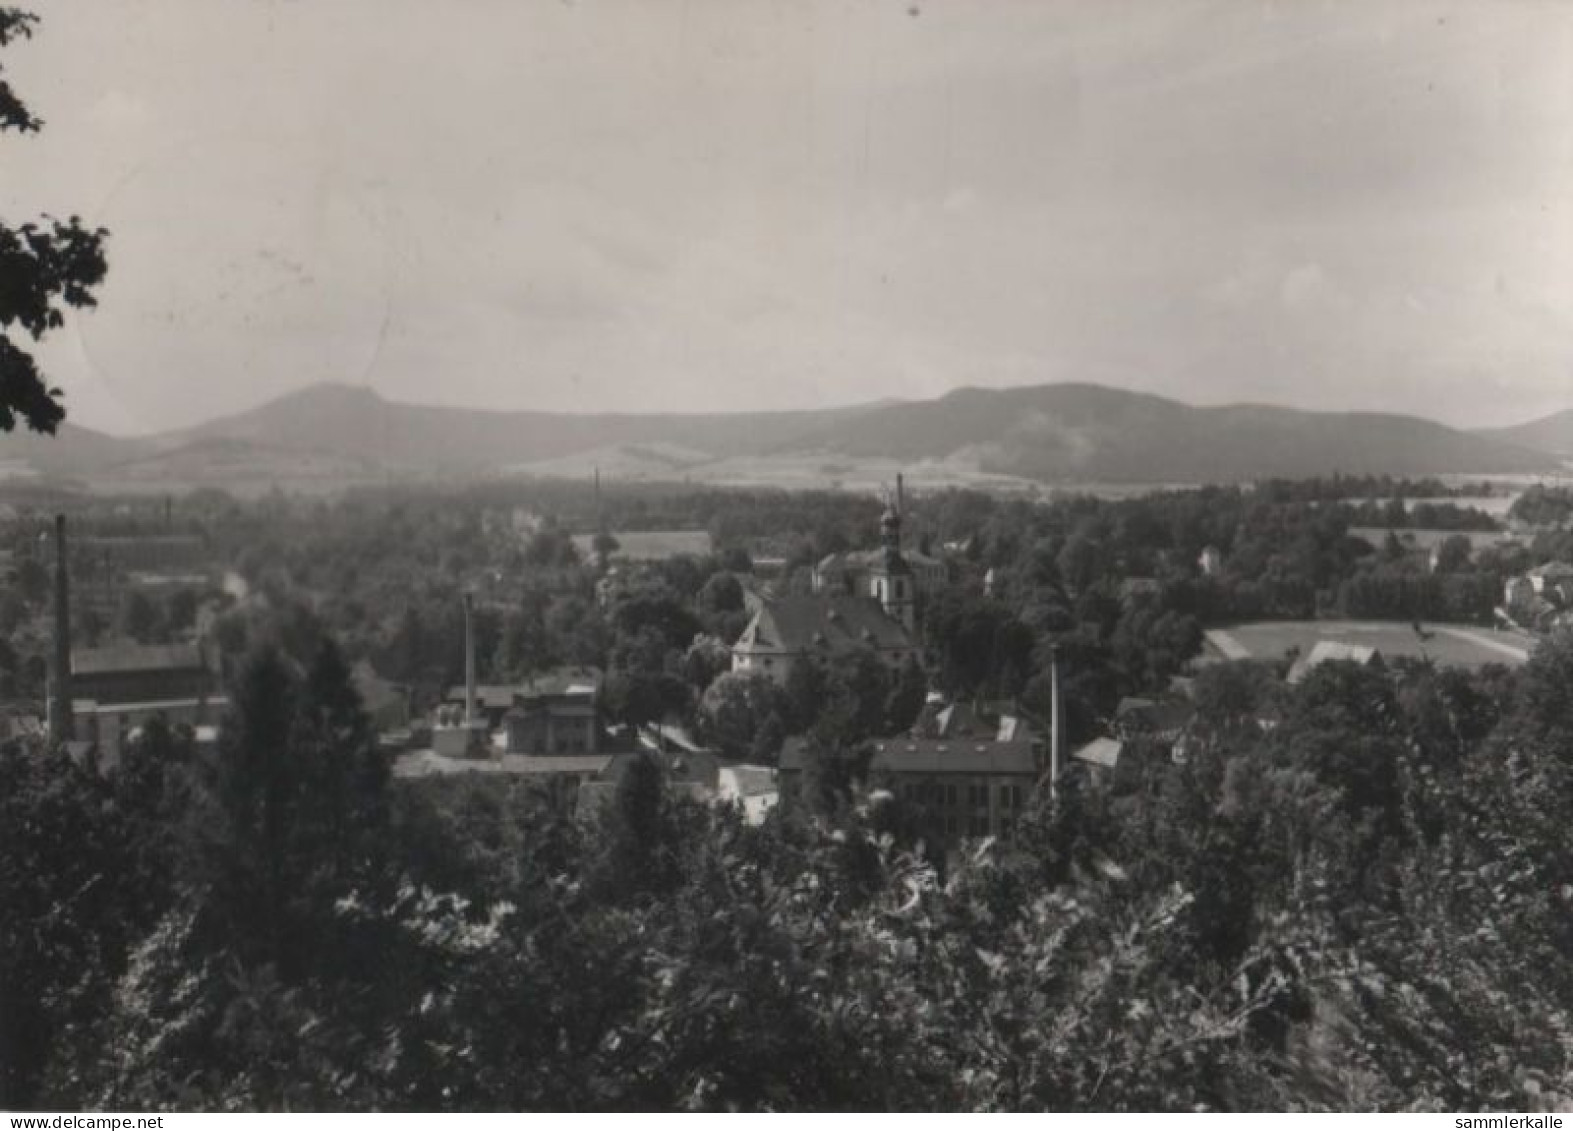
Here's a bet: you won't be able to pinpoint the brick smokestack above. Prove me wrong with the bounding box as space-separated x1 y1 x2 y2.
463 591 477 725
895 472 905 547
1048 643 1061 795
50 514 73 741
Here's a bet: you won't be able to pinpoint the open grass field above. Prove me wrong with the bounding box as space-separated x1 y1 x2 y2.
517 446 1048 495
1346 527 1531 551
1205 620 1535 669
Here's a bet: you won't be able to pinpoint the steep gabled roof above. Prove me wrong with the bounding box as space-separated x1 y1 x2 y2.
737 596 916 655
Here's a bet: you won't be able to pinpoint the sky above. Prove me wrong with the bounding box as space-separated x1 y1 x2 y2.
4 0 1572 435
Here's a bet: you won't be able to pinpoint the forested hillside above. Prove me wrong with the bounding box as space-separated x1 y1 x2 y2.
1 381 1556 489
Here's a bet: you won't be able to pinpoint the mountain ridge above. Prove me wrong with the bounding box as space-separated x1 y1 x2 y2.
1477 410 1573 460
1 380 1562 491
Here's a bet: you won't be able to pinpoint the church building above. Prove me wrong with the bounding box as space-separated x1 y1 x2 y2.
812 476 946 614
732 483 926 684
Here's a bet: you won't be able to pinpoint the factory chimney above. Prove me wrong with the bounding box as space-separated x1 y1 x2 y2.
463 591 477 725
1047 644 1062 796
49 514 73 741
895 473 905 548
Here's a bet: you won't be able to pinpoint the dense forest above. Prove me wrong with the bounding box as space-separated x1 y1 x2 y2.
1 475 1571 1110
4 627 1572 1109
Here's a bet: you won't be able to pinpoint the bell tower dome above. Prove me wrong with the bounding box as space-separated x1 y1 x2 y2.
870 478 915 631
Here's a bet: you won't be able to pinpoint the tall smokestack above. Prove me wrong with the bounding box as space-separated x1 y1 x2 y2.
50 514 73 741
593 466 604 532
1048 643 1061 795
895 473 905 549
463 591 477 725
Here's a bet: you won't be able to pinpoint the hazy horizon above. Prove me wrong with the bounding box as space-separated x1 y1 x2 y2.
6 0 1572 437
36 376 1573 443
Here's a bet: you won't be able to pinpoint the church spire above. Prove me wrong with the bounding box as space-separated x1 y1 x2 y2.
873 476 915 631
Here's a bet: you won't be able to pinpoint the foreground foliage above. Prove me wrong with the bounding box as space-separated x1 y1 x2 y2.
5 629 1573 1110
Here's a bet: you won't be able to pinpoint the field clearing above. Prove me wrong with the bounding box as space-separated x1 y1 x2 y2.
519 447 1049 494
1205 620 1535 669
1347 527 1530 551
1348 495 1519 518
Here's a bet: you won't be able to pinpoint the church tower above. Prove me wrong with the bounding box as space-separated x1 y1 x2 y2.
870 478 916 632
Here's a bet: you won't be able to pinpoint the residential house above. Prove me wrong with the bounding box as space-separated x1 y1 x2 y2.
731 595 920 685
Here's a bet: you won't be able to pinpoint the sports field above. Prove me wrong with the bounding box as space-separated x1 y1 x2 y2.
1205 620 1535 669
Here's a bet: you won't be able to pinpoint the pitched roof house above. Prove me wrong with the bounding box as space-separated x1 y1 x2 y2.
731 595 920 684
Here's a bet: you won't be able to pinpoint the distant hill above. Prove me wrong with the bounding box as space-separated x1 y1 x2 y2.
1477 410 1573 460
166 383 888 473
0 380 1558 491
0 421 154 487
0 422 153 483
104 435 385 489
781 383 1559 483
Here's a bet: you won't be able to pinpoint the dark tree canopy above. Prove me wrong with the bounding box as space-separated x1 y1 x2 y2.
0 9 109 433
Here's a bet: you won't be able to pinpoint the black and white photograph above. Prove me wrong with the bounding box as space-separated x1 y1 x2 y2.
2 0 1572 1114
